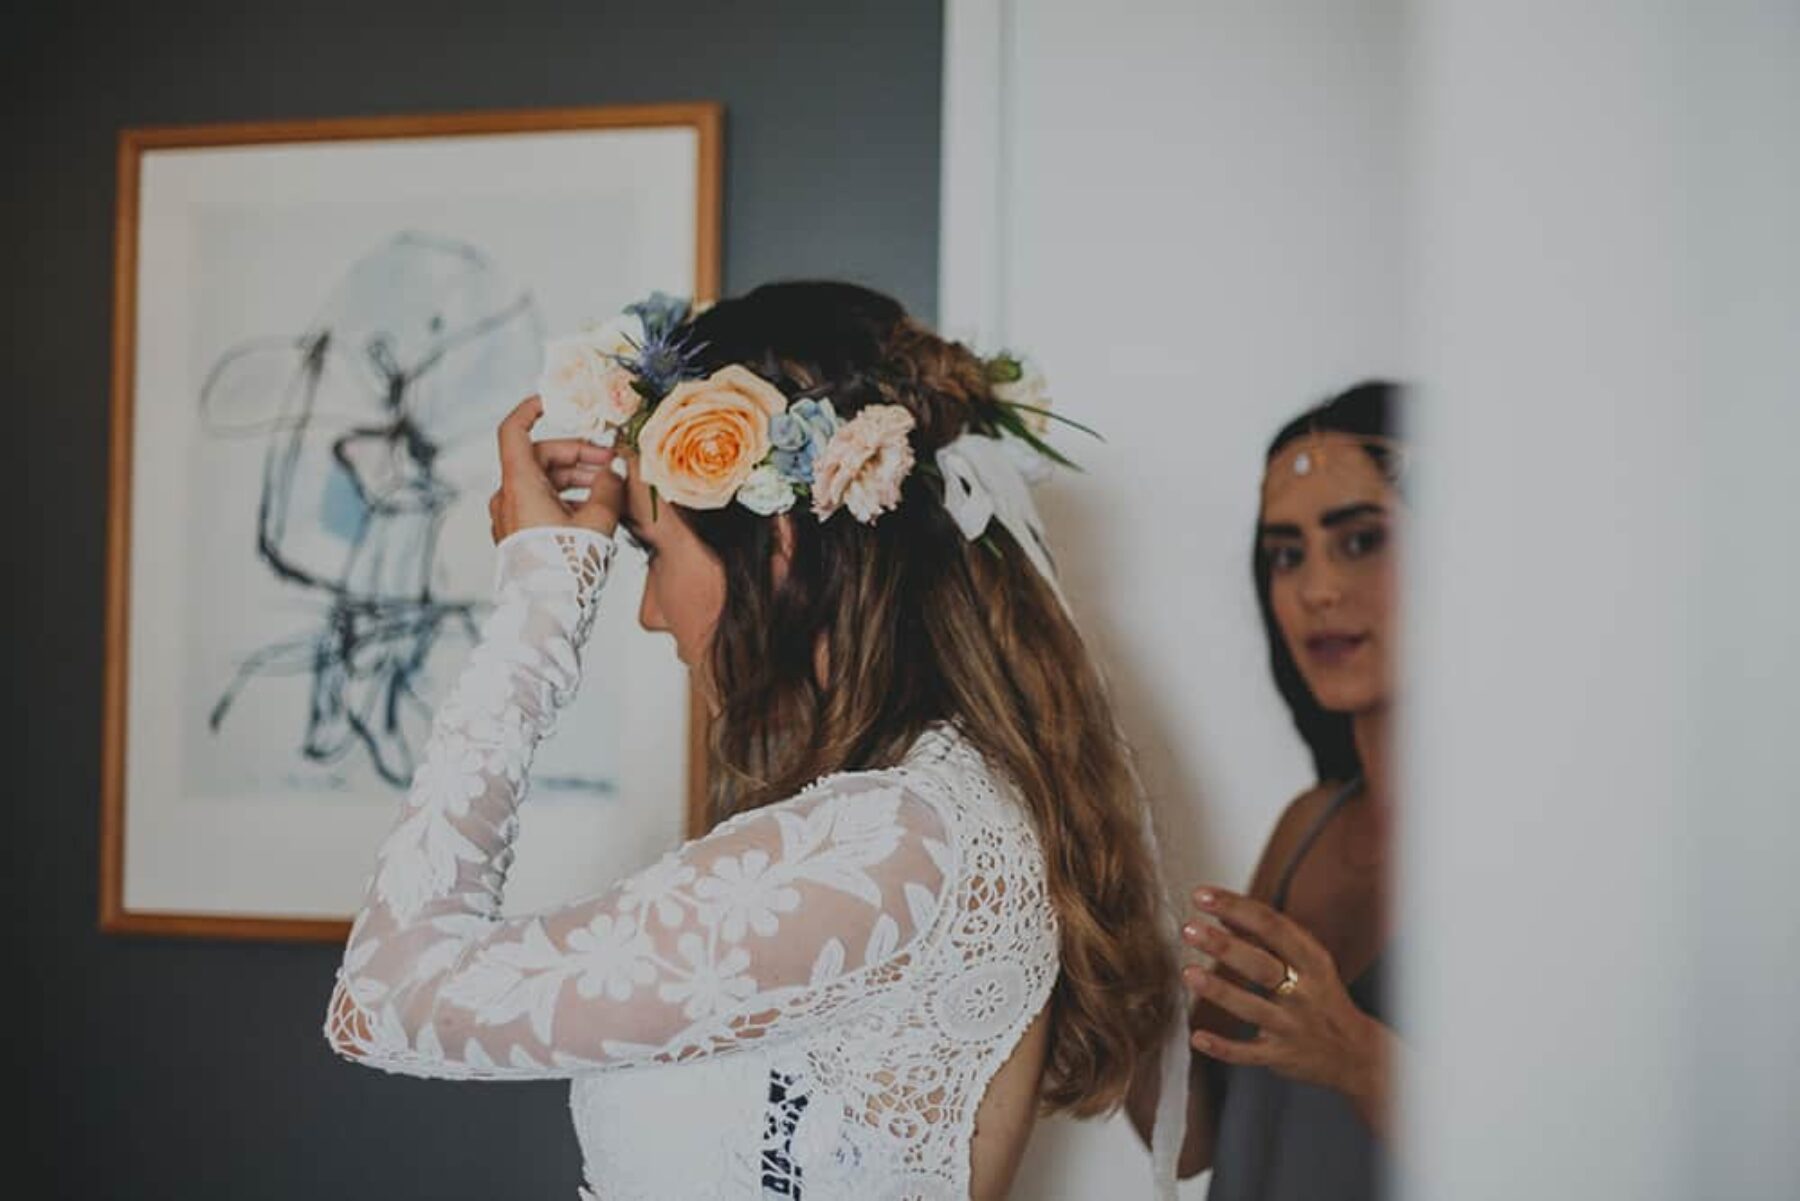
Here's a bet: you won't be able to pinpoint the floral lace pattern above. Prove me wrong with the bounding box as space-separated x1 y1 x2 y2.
326 525 1061 1198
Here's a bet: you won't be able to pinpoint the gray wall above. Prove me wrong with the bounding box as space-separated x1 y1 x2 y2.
13 3 941 1196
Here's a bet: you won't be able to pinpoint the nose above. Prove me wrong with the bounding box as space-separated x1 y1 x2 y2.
638 578 667 634
1297 556 1345 611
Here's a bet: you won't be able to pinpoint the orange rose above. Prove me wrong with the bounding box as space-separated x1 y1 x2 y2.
636 365 788 509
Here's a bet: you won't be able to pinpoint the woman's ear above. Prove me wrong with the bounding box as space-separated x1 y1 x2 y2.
771 513 797 586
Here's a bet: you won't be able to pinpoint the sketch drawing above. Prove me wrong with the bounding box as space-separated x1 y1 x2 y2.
197 232 546 789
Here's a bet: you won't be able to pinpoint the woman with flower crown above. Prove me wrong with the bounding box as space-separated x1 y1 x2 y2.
324 282 1186 1199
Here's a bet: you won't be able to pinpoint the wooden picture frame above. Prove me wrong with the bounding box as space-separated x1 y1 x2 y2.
102 104 720 942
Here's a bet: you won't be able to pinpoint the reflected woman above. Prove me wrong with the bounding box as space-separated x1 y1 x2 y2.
1130 382 1405 1199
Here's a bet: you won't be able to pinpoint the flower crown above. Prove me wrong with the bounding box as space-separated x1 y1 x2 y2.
537 293 1082 526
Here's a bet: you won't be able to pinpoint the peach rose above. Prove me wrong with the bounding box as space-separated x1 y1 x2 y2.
811 404 917 524
636 365 788 509
538 315 645 437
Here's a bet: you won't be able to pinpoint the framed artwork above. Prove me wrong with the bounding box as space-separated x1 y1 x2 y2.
101 105 720 941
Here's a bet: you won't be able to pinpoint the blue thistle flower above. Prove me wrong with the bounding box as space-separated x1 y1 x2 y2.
620 292 708 397
625 292 691 341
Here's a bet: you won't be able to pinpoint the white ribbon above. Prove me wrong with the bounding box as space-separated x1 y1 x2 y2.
934 431 1190 1201
935 433 1069 613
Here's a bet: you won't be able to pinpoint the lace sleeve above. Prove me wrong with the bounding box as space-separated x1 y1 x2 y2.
323 527 954 1080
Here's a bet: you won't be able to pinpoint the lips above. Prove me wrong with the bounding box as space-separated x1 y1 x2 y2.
1303 632 1368 666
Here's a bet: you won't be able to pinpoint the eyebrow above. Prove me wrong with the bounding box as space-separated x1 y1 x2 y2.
1321 502 1387 528
1258 503 1388 540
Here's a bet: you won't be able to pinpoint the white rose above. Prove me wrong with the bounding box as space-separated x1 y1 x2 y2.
992 361 1051 433
735 462 798 516
537 313 646 437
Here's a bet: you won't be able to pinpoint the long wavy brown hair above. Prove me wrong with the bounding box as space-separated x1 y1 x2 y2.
672 281 1174 1115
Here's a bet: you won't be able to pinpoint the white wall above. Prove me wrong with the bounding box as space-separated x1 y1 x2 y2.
1403 4 1800 1200
941 2 1407 1194
949 5 1800 1199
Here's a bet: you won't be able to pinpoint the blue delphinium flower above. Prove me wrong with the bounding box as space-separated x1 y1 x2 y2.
768 398 841 485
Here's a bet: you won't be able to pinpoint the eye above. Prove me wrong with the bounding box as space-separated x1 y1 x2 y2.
1341 526 1388 559
1264 544 1304 574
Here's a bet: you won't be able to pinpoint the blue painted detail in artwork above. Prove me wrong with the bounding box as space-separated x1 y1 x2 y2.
319 460 365 542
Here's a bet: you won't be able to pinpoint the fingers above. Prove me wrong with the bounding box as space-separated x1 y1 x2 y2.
1191 1028 1277 1067
501 410 616 491
543 438 617 492
1184 917 1289 992
534 438 615 473
569 460 625 536
1192 887 1331 976
497 395 546 481
547 464 604 491
1185 964 1287 1031
492 399 624 541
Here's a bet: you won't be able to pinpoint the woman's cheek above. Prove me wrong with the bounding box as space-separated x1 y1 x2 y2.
1272 582 1308 656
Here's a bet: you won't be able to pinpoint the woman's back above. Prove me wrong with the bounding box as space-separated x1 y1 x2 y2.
563 724 1059 1199
322 527 1062 1195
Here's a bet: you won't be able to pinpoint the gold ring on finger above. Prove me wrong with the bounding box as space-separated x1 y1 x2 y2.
1274 963 1301 998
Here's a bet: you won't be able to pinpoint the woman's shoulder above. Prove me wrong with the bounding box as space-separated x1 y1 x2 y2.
891 723 1031 818
1275 779 1352 834
711 764 949 839
1247 779 1353 901
696 726 1019 873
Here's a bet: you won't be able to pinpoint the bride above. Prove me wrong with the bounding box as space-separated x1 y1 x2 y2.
325 281 1177 1199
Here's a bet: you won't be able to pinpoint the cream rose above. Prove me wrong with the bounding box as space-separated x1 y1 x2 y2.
636 365 788 509
538 314 646 437
735 463 798 516
811 404 917 524
992 360 1051 434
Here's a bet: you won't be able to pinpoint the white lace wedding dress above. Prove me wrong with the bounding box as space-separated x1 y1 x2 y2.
325 526 1061 1200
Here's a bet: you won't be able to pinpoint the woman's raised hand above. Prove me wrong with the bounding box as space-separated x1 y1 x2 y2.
1180 887 1393 1116
487 396 624 542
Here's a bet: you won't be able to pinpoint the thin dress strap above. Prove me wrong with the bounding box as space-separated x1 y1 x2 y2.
1271 777 1364 912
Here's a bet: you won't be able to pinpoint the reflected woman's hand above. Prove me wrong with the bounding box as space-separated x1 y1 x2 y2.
1181 887 1396 1132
